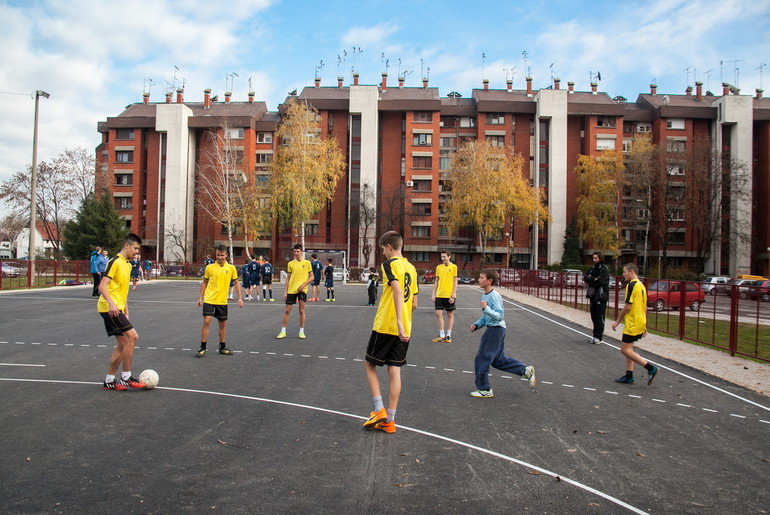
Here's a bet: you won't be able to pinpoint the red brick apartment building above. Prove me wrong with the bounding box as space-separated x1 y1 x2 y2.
97 76 770 276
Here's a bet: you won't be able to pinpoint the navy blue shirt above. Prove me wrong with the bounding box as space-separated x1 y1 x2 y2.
312 260 323 279
261 263 273 277
247 260 261 278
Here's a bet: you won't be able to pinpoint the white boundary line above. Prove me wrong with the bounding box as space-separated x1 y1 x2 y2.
0 363 45 367
0 377 647 514
504 298 770 413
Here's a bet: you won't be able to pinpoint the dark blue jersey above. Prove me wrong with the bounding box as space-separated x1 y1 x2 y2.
261 263 274 277
324 265 334 279
247 260 261 277
312 260 323 279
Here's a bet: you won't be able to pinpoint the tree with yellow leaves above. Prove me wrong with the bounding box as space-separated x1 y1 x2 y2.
446 139 549 264
575 150 625 257
271 100 346 248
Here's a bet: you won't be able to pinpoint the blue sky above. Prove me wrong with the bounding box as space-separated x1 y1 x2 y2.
1 0 769 217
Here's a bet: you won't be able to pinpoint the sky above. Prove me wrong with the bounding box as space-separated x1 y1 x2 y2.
1 0 769 218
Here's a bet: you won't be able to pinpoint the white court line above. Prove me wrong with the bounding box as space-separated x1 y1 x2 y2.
503 297 770 413
0 377 648 514
0 363 45 367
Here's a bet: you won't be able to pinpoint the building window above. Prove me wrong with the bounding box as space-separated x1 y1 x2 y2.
439 150 452 170
667 118 685 130
257 132 272 143
485 113 505 125
412 180 432 192
115 173 133 186
221 222 241 235
623 121 634 134
622 139 632 153
596 138 616 151
411 225 431 238
115 151 133 163
459 116 476 128
124 219 132 230
255 174 270 184
412 156 432 169
304 224 319 236
440 136 457 148
256 153 273 164
668 209 685 222
413 111 432 123
115 129 134 140
597 116 616 128
412 133 432 146
115 197 132 210
487 135 505 147
226 128 244 140
439 116 456 128
636 123 651 133
412 203 432 216
667 140 686 153
668 232 686 245
412 251 431 262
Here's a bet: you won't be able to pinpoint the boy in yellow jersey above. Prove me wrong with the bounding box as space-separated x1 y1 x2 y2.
431 250 458 343
611 263 659 385
277 243 313 339
196 245 243 357
362 231 419 434
98 233 146 391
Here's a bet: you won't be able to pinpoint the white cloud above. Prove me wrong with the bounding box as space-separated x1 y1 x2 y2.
341 22 399 46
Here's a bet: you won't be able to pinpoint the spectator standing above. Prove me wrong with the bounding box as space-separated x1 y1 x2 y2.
584 251 610 344
90 246 102 297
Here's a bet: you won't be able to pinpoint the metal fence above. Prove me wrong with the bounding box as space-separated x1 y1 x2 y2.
498 268 769 363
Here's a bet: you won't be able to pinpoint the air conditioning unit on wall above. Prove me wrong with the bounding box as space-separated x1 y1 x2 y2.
406 180 414 187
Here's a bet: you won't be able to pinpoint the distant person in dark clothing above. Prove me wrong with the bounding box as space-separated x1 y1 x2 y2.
584 251 610 345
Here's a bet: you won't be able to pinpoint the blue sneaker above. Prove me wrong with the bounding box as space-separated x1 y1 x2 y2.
615 374 634 384
647 366 659 385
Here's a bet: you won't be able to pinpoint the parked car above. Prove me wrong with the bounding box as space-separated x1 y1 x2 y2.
421 269 436 284
747 280 770 302
519 269 554 287
334 267 348 282
725 278 759 299
608 275 618 289
1 262 20 278
554 268 582 288
498 269 521 285
700 276 731 295
647 280 706 311
163 265 195 277
457 270 475 284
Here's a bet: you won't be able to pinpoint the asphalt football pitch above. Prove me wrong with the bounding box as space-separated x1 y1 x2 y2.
0 280 768 514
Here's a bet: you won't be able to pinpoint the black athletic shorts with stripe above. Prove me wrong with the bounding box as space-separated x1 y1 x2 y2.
100 311 133 337
365 331 408 367
202 303 228 320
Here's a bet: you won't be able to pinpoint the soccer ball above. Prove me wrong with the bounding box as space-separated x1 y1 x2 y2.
139 369 159 389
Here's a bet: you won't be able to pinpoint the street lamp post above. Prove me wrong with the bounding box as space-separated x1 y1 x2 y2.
28 90 50 288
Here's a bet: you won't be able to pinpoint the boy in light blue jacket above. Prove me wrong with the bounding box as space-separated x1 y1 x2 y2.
469 269 536 398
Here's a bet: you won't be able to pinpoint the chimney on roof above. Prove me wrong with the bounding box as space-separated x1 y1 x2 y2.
176 89 184 103
143 92 150 104
399 76 404 88
568 81 575 94
506 79 512 92
591 82 597 94
314 77 320 88
685 86 693 96
650 84 657 95
757 88 764 99
554 78 561 90
423 78 429 89
248 92 255 103
483 79 489 91
381 72 388 90
353 73 359 86
526 77 532 96
338 76 344 88
225 92 231 103
696 81 703 101
204 89 211 109
165 91 172 103
722 82 730 96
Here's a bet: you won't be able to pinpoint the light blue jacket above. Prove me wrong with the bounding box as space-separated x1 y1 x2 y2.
90 251 100 273
473 289 506 329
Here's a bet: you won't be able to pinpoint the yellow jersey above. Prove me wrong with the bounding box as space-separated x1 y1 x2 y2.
372 257 419 337
286 258 312 294
623 279 647 336
435 262 458 298
97 254 131 313
203 262 238 305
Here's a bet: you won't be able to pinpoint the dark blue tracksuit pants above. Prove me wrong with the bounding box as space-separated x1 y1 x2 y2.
474 325 526 391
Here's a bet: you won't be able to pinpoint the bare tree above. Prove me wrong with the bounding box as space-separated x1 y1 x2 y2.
164 218 191 263
354 182 378 269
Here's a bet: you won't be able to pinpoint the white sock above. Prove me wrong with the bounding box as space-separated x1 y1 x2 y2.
386 408 396 423
439 331 445 338
373 396 384 412
446 330 452 338
121 371 131 380
105 374 115 383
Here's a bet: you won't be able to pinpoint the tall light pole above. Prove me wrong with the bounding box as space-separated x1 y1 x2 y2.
29 89 50 287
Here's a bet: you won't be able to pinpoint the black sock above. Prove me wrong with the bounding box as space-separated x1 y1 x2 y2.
219 342 226 350
626 371 633 378
644 363 654 372
200 342 207 350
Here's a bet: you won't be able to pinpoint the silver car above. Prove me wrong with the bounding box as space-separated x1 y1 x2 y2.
700 276 730 295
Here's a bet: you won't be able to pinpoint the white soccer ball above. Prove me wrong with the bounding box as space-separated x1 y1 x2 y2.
139 369 159 389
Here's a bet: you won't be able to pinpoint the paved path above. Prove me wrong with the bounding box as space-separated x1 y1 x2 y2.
1 281 768 513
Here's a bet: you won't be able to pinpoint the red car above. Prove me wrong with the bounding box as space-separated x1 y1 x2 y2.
646 281 706 311
747 280 770 302
421 269 436 283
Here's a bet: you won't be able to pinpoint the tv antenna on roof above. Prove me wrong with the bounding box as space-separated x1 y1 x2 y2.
314 60 324 80
482 53 486 81
704 69 713 91
549 63 554 86
226 72 238 93
758 63 766 89
684 66 693 86
522 51 530 76
248 76 253 92
143 78 156 96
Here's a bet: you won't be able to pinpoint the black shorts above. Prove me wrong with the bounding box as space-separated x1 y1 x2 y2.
242 276 251 288
365 331 408 367
622 333 644 344
312 277 321 286
325 278 334 288
202 303 228 320
262 276 272 285
434 297 456 311
100 311 133 337
285 292 307 305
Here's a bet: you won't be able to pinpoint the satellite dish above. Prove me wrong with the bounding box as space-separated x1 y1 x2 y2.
662 95 670 105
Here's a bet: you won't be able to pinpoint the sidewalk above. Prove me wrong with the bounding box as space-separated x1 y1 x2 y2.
499 287 770 397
